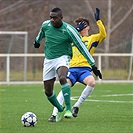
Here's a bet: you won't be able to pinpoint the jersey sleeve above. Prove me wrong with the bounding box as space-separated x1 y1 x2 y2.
35 23 45 44
84 20 106 55
67 25 95 67
96 20 107 44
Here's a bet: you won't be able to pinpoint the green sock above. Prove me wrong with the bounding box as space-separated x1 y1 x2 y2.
47 92 63 112
61 83 71 111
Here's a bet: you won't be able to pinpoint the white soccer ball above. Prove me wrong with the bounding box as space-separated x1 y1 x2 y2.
21 112 38 127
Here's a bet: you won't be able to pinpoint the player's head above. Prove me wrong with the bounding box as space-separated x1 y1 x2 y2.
50 7 63 28
74 17 90 32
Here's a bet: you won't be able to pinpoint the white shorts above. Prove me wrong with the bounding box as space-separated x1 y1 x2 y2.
43 55 70 81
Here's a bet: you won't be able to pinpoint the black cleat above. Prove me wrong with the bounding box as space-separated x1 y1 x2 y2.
48 115 56 122
72 107 79 117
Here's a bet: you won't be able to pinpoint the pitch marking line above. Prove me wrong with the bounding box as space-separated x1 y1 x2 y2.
71 93 133 103
101 94 133 97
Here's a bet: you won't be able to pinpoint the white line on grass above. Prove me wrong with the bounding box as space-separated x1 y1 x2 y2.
101 94 133 97
71 93 133 103
71 97 133 103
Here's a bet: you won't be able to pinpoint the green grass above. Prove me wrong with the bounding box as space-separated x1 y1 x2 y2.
0 83 133 133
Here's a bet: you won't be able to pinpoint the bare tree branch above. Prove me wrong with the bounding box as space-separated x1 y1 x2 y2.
110 5 133 33
84 0 94 18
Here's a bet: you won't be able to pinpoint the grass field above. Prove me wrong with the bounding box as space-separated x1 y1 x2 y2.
0 83 132 133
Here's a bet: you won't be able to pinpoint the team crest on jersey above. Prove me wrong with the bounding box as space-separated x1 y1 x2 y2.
83 40 88 47
62 29 66 33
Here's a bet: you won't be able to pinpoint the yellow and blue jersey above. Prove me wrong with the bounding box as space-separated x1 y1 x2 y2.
70 20 106 68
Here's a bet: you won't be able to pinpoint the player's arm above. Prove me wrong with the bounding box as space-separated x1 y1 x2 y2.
94 8 107 44
67 25 95 66
67 25 102 79
34 26 45 48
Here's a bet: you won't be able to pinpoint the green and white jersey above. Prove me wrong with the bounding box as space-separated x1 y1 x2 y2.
36 20 95 66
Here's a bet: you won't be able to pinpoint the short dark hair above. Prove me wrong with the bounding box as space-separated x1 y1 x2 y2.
74 17 90 26
51 7 63 17
51 7 62 12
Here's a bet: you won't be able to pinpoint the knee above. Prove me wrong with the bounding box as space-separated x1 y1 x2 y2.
84 76 95 88
59 76 67 85
43 80 54 97
90 80 95 88
44 89 52 97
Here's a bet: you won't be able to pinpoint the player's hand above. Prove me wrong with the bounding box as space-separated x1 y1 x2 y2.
34 41 40 48
92 65 102 79
76 20 88 32
94 8 100 21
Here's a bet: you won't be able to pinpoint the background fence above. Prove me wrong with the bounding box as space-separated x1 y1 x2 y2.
0 53 132 84
0 0 133 84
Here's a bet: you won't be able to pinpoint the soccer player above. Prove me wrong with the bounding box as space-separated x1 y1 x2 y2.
48 8 106 122
34 7 102 122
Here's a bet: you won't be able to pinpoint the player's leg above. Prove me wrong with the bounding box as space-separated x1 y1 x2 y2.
72 68 95 117
55 55 74 118
57 66 72 118
43 57 64 122
53 91 64 115
44 79 65 122
48 90 64 122
73 76 95 108
48 69 78 121
44 79 64 112
48 77 74 122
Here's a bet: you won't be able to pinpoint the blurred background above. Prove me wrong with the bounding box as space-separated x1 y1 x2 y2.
0 0 133 83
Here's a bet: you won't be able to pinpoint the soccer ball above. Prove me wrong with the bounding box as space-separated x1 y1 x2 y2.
21 112 37 127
